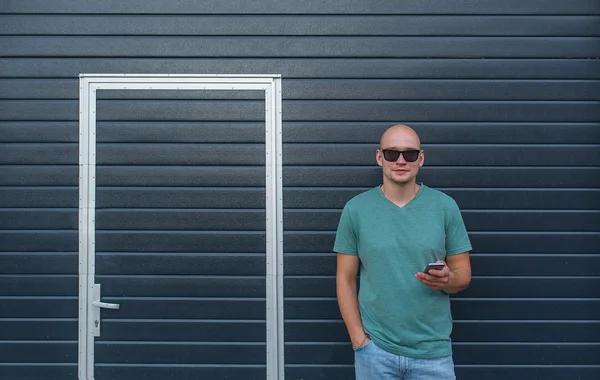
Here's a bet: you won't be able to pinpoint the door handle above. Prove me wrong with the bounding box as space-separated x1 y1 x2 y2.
92 301 120 310
91 284 120 337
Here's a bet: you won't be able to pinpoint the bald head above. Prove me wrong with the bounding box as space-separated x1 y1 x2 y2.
380 124 421 150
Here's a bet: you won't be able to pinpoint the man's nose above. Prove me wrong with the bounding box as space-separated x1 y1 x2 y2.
395 153 407 163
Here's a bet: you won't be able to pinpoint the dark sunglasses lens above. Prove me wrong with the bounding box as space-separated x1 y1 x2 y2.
383 150 400 161
403 150 419 162
382 150 419 162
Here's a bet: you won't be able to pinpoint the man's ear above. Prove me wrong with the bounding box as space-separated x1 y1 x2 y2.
418 150 425 167
376 149 384 167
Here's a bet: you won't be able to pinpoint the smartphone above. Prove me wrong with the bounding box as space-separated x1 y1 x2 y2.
424 262 445 274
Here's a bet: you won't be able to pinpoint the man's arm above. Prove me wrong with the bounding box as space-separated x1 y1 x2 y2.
336 253 370 349
415 252 471 294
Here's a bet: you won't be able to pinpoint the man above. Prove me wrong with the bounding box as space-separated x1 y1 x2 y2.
334 124 472 379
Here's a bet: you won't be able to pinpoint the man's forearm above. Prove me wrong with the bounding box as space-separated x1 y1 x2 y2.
443 267 471 294
336 277 367 345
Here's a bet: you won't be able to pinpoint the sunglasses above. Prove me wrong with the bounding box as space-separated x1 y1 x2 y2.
380 149 421 163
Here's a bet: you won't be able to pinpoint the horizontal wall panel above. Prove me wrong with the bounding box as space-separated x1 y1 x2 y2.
98 299 266 319
0 276 76 296
0 342 76 363
285 367 353 380
0 100 265 122
0 188 77 207
284 210 600 232
2 1 599 15
469 233 600 254
97 89 264 100
283 144 600 167
0 80 260 99
284 189 600 210
96 188 265 209
91 187 600 210
96 232 266 253
284 167 600 188
97 230 600 258
95 343 265 364
284 122 600 144
96 100 264 122
2 16 599 36
284 299 600 320
10 98 600 122
0 320 76 340
284 277 600 298
95 210 266 230
283 320 600 343
96 90 264 102
0 367 76 380
453 344 600 365
0 167 77 186
447 189 600 210
455 367 600 380
283 231 600 253
96 254 265 276
451 300 600 320
462 211 600 232
452 321 600 343
94 367 265 380
0 252 264 276
2 58 599 79
0 298 77 318
285 321 347 342
0 122 77 143
2 37 599 58
284 343 600 365
6 142 600 166
0 366 266 380
0 299 267 320
0 121 263 144
4 79 600 101
98 276 266 297
0 100 77 121
0 254 77 274
97 167 265 187
285 101 600 122
100 321 265 342
0 231 77 252
97 144 266 165
97 122 265 143
0 276 266 297
468 255 600 276
284 254 600 277
284 211 341 231
284 367 600 380
285 80 600 101
96 252 266 276
0 210 77 229
3 164 589 190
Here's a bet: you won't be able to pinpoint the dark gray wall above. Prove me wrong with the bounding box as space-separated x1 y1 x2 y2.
1 1 599 379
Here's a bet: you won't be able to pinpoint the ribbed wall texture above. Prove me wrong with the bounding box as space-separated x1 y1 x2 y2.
0 1 599 379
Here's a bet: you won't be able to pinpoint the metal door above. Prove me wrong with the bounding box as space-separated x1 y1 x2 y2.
77 75 283 380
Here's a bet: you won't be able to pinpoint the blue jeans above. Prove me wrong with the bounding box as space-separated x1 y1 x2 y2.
354 340 456 380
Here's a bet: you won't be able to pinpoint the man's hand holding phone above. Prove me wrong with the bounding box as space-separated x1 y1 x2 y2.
415 261 450 291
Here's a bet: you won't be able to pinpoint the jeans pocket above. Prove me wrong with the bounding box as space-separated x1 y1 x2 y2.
354 340 374 353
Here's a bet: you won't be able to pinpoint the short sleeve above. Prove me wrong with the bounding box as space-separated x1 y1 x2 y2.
445 200 472 255
333 204 359 256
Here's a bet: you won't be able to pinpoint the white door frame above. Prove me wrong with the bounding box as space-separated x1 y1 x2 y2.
77 74 284 379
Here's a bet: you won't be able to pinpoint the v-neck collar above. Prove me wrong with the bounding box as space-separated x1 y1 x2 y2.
378 183 425 209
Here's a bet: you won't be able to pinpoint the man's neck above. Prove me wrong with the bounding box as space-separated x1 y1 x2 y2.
380 181 420 207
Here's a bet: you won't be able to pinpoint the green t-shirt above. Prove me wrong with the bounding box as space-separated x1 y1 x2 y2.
333 184 472 358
